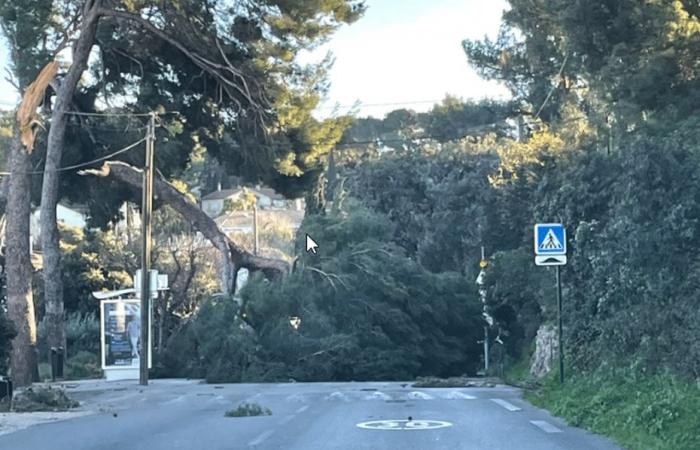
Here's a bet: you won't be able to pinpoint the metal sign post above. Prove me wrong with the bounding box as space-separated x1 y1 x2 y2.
556 265 564 383
476 246 490 374
534 223 567 383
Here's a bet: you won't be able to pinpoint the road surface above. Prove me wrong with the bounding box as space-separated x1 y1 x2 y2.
0 379 620 449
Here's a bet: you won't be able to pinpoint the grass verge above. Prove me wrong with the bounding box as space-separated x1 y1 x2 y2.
526 370 700 450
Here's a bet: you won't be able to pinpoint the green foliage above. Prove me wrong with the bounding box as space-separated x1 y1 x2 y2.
65 312 100 356
0 305 16 374
240 204 483 381
224 402 271 417
160 202 484 382
527 370 700 450
65 351 102 380
60 226 135 315
463 1 700 135
188 297 269 383
224 191 257 212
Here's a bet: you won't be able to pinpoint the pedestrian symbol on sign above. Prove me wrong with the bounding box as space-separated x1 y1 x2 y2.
534 224 567 256
540 229 563 251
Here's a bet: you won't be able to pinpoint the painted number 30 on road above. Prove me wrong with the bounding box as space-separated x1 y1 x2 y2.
356 420 453 430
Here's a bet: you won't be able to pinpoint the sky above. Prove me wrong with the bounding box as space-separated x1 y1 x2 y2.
0 0 511 118
308 0 511 118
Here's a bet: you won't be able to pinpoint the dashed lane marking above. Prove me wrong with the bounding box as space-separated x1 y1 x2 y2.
530 420 563 433
490 398 522 411
408 391 434 400
325 391 350 401
295 405 309 414
365 391 392 400
445 391 476 400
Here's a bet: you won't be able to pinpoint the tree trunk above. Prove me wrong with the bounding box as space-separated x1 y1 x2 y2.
40 3 101 355
81 161 290 295
6 133 38 386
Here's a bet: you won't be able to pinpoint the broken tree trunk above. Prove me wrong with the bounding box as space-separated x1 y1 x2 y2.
6 133 38 386
81 161 290 295
40 2 101 355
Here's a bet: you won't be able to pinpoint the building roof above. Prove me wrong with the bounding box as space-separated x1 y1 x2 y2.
202 186 289 202
201 188 243 201
250 187 286 201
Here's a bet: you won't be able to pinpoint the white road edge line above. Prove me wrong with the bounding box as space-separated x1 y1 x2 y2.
490 398 522 411
530 420 563 433
248 430 275 447
295 405 309 414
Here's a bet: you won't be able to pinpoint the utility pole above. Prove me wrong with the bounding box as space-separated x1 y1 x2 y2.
253 204 259 256
139 112 155 386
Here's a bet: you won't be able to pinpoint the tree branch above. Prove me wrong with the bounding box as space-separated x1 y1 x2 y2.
97 8 264 116
80 161 290 293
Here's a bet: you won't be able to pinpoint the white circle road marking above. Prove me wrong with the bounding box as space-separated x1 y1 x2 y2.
356 420 453 430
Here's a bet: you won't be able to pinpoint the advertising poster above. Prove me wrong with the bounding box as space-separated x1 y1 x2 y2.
101 299 151 369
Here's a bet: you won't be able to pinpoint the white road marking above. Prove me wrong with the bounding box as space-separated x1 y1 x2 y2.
530 420 563 433
408 391 434 400
365 391 392 400
356 419 452 430
248 430 274 446
295 405 309 414
445 391 476 400
325 391 349 401
285 394 306 403
163 395 187 405
490 398 522 411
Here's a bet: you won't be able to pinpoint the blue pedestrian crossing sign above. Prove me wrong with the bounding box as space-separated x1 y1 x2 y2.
534 223 566 256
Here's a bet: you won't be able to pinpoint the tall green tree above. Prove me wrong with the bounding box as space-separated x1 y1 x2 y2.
0 0 57 386
2 0 363 365
463 1 700 141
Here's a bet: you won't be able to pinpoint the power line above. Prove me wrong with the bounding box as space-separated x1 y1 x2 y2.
534 53 569 120
315 99 445 110
61 110 180 118
0 137 147 176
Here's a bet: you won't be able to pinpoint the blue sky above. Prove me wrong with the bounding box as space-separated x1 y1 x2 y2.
309 0 511 117
0 0 510 118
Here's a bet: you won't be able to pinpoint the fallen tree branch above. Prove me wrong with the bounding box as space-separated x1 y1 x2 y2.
80 161 290 294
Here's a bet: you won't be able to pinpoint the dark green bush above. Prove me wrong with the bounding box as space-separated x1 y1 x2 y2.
65 351 102 380
0 305 16 374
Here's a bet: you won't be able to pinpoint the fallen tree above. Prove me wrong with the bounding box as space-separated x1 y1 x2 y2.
81 161 290 295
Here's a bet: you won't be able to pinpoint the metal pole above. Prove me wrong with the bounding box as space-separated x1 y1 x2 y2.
479 246 488 373
484 326 489 373
556 265 564 383
253 204 259 256
139 112 155 386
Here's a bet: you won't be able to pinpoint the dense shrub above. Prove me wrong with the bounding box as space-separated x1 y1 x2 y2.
0 305 16 374
527 369 700 450
65 312 100 356
65 351 102 380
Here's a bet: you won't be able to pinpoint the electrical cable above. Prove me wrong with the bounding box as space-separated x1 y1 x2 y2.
0 137 147 176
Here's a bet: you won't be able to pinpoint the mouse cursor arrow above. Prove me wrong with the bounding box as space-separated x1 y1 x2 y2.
306 234 319 254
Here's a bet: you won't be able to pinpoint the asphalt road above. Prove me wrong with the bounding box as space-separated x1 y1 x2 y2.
0 379 621 450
